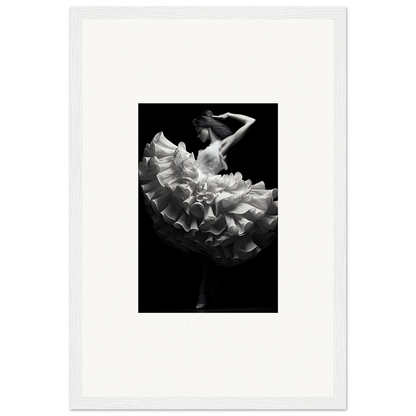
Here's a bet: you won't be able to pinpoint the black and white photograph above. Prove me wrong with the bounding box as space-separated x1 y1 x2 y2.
67 8 344 408
138 104 278 312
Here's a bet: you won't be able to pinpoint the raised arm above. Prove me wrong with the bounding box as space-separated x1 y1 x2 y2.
212 112 256 155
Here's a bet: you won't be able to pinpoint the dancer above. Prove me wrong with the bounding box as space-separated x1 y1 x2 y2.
139 110 278 309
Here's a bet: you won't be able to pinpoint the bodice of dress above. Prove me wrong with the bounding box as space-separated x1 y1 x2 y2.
196 140 228 176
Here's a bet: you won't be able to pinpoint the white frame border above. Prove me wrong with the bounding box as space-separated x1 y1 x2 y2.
65 3 352 415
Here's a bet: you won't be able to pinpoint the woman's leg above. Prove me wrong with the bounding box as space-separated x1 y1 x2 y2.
199 255 210 292
196 255 210 309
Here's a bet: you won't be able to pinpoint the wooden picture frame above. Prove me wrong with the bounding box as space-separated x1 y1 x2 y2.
70 6 346 409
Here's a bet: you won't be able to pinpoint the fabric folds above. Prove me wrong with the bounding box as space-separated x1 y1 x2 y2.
139 131 278 266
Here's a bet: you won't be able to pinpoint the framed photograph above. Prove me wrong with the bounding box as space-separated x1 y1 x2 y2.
70 6 346 409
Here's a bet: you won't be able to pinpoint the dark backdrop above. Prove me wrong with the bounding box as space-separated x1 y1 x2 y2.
138 103 278 312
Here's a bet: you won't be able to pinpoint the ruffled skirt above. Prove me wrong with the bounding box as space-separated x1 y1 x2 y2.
139 132 278 266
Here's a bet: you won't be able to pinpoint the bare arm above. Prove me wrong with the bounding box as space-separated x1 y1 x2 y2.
212 112 256 155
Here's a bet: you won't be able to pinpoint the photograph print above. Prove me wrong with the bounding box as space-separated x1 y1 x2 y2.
138 104 278 313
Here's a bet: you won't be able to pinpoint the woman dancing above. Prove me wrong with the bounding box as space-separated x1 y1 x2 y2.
139 110 278 309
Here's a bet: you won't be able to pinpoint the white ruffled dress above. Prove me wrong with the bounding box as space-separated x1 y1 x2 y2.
139 132 278 266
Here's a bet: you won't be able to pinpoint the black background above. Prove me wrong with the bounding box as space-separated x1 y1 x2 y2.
138 104 278 312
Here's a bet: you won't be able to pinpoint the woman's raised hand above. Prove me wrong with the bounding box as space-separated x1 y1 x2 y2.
211 112 229 120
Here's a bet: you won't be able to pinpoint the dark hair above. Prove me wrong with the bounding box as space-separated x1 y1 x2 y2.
192 110 233 139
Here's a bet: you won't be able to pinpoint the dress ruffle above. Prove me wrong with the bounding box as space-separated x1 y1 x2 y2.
139 131 278 266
